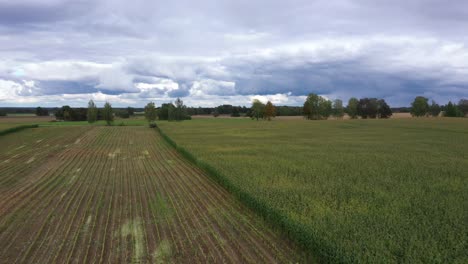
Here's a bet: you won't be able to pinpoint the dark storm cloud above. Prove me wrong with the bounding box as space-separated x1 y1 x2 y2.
35 80 98 95
0 0 467 106
0 0 92 25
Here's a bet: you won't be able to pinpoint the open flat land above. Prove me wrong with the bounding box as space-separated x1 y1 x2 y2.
0 126 304 263
158 118 468 262
1 116 467 263
0 116 54 130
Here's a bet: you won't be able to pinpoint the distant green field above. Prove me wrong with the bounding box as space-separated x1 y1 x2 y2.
158 118 468 263
5 113 37 117
0 124 16 131
0 116 147 130
39 118 147 127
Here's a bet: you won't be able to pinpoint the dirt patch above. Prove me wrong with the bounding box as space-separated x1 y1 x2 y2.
118 218 145 263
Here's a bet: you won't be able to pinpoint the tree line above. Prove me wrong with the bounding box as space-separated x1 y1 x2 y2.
53 105 136 121
301 93 392 120
301 94 467 120
142 98 191 127
8 95 467 121
54 101 116 125
248 93 393 121
410 97 468 117
183 104 303 117
53 97 190 126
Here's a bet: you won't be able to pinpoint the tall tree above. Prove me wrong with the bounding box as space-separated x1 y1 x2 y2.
429 100 441 117
357 98 379 119
377 99 392 118
347 97 359 119
102 101 114 125
410 96 429 117
173 97 187 121
319 98 332 119
303 93 332 120
144 102 157 125
158 103 172 120
251 99 265 121
444 101 463 117
458 99 468 116
444 101 455 117
87 100 98 123
303 93 320 120
168 103 176 121
264 101 276 121
127 107 135 116
332 99 345 119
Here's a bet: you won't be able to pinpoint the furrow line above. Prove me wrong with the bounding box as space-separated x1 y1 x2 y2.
147 136 232 262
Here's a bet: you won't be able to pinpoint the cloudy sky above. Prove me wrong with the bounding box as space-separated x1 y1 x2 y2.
1 0 467 107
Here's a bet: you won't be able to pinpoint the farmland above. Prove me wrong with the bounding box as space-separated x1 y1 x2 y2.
158 118 468 263
0 126 305 263
0 116 53 131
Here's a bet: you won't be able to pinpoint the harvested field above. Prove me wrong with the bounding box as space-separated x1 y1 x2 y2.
0 126 305 263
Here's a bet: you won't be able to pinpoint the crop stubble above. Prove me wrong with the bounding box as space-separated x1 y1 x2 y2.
0 126 303 263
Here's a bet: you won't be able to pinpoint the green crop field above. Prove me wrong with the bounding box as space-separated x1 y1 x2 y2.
158 118 468 263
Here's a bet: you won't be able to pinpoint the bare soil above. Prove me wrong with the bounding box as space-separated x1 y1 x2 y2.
0 126 306 263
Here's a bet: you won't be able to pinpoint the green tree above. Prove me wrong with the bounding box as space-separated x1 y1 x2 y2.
303 93 320 120
55 105 73 121
347 97 359 119
444 101 463 117
173 97 187 121
459 99 468 116
264 101 276 121
444 101 456 117
377 99 392 118
251 99 265 121
319 98 332 119
115 110 130 118
357 98 379 119
35 107 49 116
144 102 157 125
87 100 98 123
168 103 176 121
303 93 332 120
332 99 345 119
127 107 135 116
410 96 429 117
102 101 114 125
429 100 441 117
158 103 172 120
231 107 240 117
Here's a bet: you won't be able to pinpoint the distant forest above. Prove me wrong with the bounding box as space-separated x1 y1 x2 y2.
0 104 406 117
1 97 466 119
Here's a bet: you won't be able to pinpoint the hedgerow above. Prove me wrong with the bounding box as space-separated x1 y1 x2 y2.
0 124 39 136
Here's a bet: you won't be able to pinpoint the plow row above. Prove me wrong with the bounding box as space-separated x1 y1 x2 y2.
0 126 303 263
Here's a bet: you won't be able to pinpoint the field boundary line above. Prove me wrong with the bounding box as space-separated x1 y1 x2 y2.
0 124 39 137
156 125 330 263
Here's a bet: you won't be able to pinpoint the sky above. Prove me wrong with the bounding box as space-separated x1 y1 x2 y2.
0 0 467 107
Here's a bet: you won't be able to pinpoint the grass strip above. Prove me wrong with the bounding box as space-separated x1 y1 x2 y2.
0 124 38 136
